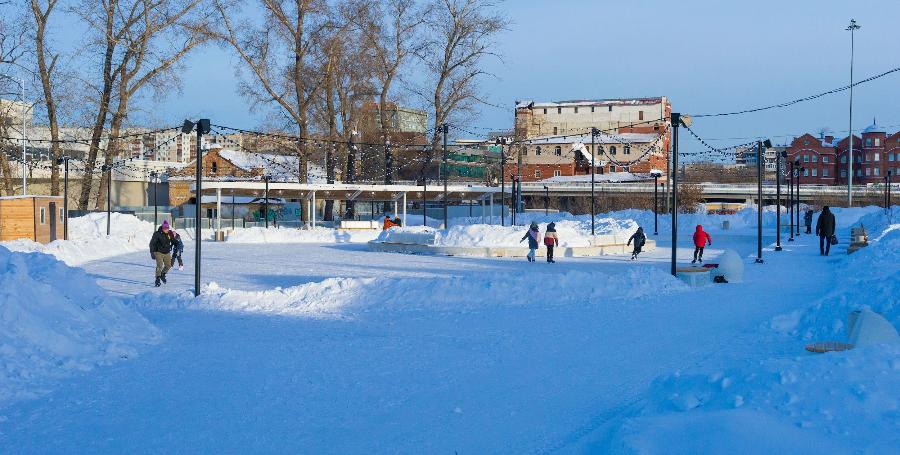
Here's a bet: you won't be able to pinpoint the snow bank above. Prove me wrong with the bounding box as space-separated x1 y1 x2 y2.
609 345 899 454
226 227 380 244
133 267 688 318
1 213 157 266
375 218 638 247
0 246 160 407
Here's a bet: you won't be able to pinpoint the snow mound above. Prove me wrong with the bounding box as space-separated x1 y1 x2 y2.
0 246 160 407
1 213 157 266
375 219 638 247
226 227 380 244
133 267 688 318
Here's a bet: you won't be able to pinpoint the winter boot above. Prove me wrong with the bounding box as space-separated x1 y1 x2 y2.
155 276 161 287
160 273 167 284
691 259 697 264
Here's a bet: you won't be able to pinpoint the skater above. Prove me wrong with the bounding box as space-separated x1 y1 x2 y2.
520 221 540 262
171 230 185 270
692 224 711 264
149 220 175 287
804 209 813 234
393 216 403 227
544 222 559 263
383 215 395 230
815 206 836 256
627 226 646 260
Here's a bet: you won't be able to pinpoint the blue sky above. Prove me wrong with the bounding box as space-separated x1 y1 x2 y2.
124 1 900 150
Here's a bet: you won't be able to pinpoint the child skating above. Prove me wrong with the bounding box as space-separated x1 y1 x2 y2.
692 224 712 264
544 222 559 263
520 221 540 262
171 230 185 271
627 226 646 260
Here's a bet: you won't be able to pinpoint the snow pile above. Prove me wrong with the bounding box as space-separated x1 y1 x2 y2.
609 345 900 454
133 267 687 318
226 227 380 244
375 218 638 247
0 246 160 407
1 213 156 266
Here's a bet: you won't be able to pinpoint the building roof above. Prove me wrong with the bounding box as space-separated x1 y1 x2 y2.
516 97 666 109
862 119 886 134
523 132 660 145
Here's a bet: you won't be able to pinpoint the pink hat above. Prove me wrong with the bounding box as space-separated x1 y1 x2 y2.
162 220 170 229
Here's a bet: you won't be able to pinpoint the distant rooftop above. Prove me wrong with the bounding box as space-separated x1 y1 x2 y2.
516 97 665 109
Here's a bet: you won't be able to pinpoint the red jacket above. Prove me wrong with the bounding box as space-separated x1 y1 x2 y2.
692 225 711 247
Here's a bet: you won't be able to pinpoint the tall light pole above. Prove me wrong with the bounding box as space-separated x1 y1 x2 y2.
591 127 599 235
846 18 861 207
496 137 508 226
57 156 70 240
441 123 449 228
797 164 804 236
670 113 681 276
776 151 785 251
651 171 662 236
755 140 771 263
150 171 159 227
788 161 795 242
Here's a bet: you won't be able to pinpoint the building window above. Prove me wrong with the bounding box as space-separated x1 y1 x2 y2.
40 207 46 225
875 153 880 161
841 170 847 177
553 170 561 177
841 156 847 164
597 146 604 155
823 156 829 163
890 153 895 161
211 161 218 174
865 138 871 147
574 107 579 114
803 155 809 163
865 168 871 176
543 108 547 115
803 140 810 145
857 169 862 177
812 168 817 176
553 127 558 135
624 145 631 155
811 155 817 162
535 169 542 178
823 168 829 177
610 165 617 172
875 138 881 146
557 107 562 114
535 146 541 156
554 146 562 156
874 167 880 176
610 146 617 155
608 105 613 112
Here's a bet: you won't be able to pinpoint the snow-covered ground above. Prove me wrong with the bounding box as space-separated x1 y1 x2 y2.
0 206 897 453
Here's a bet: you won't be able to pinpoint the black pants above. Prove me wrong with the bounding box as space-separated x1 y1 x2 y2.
693 246 705 261
546 245 554 262
805 224 811 234
819 235 831 256
632 246 642 258
173 251 184 267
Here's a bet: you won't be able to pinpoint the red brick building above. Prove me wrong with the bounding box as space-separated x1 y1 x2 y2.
786 121 900 185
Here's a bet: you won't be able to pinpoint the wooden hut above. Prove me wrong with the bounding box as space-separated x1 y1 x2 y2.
0 196 65 243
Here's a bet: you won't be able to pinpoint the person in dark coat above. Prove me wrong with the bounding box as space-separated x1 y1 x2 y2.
171 230 185 270
543 222 559 263
692 224 712 264
149 220 175 287
804 209 814 234
815 206 836 256
393 216 403 227
520 221 540 262
627 226 646 260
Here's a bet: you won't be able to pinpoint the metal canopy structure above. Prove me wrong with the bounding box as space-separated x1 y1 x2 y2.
190 181 502 235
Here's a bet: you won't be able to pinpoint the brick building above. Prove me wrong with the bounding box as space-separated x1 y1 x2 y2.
508 97 671 181
785 121 900 185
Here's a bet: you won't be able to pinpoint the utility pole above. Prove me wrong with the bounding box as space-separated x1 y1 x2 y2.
442 124 449 228
544 185 549 215
796 163 803 236
846 19 861 207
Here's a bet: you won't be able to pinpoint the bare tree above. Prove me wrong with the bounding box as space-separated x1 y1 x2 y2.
95 0 210 209
214 0 331 186
421 0 505 152
30 0 62 195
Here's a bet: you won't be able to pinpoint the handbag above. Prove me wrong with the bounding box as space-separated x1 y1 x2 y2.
830 235 838 245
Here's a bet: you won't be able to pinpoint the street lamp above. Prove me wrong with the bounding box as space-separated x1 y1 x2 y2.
846 19 861 207
776 151 786 251
651 170 662 236
788 160 795 242
149 171 159 227
182 118 211 297
755 139 771 264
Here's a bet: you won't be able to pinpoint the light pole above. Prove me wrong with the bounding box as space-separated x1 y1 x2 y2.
150 171 159 227
57 156 70 240
183 119 210 297
591 127 599 235
263 174 270 228
441 123 449 228
651 171 662 236
776 151 785 251
888 170 893 223
102 164 112 235
797 164 804 236
846 19 861 207
670 113 681 276
885 171 891 210
755 140 771 264
496 137 508 226
788 161 795 242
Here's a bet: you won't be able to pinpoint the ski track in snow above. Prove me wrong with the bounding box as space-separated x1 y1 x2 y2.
0 213 889 453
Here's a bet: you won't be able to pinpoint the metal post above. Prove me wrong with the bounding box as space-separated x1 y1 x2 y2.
755 140 764 263
216 188 222 240
846 19 861 207
796 166 803 235
776 152 784 251
150 171 159 227
544 185 549 215
194 120 209 297
788 163 795 242
591 128 598 235
442 124 449 228
511 176 517 226
62 157 69 240
499 140 506 226
402 192 407 226
264 175 269 229
670 113 680 276
653 174 659 236
21 78 26 195
422 178 427 226
104 164 112 235
232 191 236 230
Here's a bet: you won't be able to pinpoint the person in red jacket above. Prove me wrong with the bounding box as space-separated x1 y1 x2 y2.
692 224 711 264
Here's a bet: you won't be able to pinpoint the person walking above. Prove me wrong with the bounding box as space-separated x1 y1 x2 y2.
627 226 646 260
171 230 185 271
692 224 712 264
804 209 814 234
520 221 540 262
149 220 175 287
815 206 836 256
543 222 559 263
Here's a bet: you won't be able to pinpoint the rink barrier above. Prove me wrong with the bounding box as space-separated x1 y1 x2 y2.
367 239 656 258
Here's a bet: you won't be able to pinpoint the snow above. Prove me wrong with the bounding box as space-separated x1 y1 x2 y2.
226 226 380 244
0 246 160 407
216 149 326 183
1 205 898 452
1 213 157 266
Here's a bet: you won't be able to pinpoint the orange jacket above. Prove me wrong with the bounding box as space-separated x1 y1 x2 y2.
383 218 395 230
